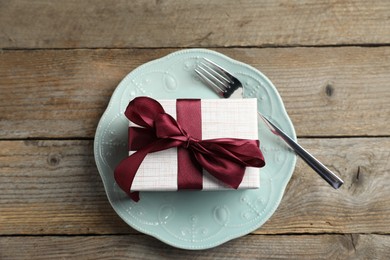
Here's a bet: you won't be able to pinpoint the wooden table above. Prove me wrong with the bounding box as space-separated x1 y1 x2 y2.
1 1 389 259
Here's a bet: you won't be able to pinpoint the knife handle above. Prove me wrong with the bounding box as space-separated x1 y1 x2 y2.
259 113 344 189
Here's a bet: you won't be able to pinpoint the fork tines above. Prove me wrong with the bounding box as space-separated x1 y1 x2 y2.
195 58 240 98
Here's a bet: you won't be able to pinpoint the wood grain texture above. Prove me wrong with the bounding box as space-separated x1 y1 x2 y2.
0 140 130 235
262 137 390 234
0 234 389 259
0 138 389 235
1 0 390 48
1 1 388 258
1 47 389 138
0 48 155 139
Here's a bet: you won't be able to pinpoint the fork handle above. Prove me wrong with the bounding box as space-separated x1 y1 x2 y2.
259 113 344 189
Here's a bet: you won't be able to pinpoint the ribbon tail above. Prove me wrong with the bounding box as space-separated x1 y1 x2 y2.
114 146 151 201
193 151 246 189
129 191 140 202
190 139 265 189
114 138 181 201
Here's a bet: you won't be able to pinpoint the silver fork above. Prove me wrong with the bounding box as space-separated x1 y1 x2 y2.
195 58 344 189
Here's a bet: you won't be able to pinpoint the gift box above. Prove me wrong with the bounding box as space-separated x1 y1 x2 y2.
115 97 265 200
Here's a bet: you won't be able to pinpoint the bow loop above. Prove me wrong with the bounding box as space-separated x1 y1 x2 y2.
125 96 165 128
155 113 185 139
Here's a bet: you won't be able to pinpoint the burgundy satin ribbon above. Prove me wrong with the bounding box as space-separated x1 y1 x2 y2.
176 99 203 189
114 96 265 201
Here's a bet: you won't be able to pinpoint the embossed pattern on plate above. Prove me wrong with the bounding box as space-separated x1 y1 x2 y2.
94 49 297 250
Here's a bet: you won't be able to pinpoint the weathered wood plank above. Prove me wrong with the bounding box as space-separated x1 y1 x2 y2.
261 137 390 234
0 49 172 139
0 47 389 138
0 140 131 235
0 234 388 259
0 138 388 235
1 0 390 48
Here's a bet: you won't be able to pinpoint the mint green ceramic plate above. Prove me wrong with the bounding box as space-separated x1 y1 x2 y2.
94 49 297 250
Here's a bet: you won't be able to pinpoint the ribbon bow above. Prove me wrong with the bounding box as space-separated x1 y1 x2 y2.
114 97 265 201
